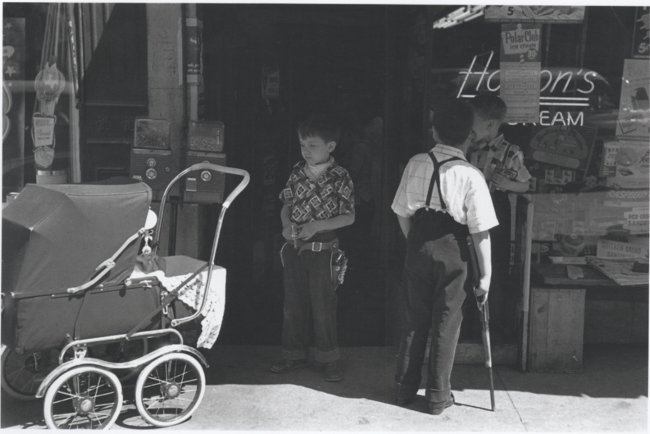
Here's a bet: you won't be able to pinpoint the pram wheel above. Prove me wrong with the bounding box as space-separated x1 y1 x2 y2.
134 352 205 427
1 346 57 400
43 366 123 430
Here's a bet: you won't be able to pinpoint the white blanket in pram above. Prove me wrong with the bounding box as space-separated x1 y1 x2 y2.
129 264 227 349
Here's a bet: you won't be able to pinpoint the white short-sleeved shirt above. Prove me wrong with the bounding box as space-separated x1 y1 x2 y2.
391 144 499 234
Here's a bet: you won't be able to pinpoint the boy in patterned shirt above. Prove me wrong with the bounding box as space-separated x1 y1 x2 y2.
468 94 532 334
271 113 355 382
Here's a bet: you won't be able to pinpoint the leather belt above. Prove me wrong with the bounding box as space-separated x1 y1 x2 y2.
297 239 338 254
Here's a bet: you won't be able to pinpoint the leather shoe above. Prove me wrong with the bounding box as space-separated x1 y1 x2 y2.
427 393 455 415
270 358 308 374
323 361 343 382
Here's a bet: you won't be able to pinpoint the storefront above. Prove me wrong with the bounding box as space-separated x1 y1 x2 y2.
422 5 649 370
3 4 648 370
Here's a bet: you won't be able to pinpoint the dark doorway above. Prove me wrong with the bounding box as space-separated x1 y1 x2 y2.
202 5 387 346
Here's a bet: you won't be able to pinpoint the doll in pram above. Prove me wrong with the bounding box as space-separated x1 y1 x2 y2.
1 163 249 429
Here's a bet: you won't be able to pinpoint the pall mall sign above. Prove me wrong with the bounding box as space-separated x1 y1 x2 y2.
485 6 585 23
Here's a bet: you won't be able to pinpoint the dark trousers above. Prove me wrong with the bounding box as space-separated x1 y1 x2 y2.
280 241 339 363
396 211 468 403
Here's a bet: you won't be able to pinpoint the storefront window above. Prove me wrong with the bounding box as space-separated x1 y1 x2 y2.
429 6 648 352
430 5 648 241
3 4 77 194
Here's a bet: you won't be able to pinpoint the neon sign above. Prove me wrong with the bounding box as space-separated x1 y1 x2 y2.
456 51 603 126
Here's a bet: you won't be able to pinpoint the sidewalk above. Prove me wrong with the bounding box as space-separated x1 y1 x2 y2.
1 344 647 431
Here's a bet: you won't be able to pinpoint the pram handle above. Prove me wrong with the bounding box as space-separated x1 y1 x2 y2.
153 162 250 328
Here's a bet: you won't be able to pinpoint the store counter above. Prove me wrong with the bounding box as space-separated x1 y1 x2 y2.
528 262 647 373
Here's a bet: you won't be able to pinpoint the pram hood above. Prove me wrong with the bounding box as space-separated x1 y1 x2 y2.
2 182 152 297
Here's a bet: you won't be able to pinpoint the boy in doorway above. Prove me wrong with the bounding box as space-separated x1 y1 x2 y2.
271 113 355 382
391 99 497 414
468 94 531 335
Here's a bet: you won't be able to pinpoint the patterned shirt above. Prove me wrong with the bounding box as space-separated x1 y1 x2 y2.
467 134 532 192
391 144 498 234
279 159 355 224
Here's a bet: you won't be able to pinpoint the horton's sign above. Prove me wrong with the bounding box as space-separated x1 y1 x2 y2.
456 51 603 126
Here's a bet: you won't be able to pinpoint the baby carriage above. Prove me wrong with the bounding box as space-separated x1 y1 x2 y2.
1 162 249 429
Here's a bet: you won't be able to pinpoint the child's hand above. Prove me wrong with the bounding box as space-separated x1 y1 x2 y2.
297 221 320 240
474 277 490 306
491 172 514 191
282 224 299 241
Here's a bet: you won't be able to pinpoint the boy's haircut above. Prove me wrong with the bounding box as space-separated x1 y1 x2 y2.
432 99 474 146
297 113 341 144
471 93 507 121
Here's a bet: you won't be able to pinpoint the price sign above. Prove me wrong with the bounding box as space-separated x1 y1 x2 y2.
32 114 55 148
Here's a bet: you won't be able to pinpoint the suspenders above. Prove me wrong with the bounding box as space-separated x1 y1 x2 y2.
424 152 461 212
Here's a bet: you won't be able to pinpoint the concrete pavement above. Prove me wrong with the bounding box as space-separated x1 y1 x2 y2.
1 344 647 431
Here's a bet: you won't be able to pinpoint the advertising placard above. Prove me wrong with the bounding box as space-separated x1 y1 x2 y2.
544 167 575 185
500 24 541 123
599 140 620 178
528 125 596 171
485 6 585 23
623 209 650 234
188 120 224 153
597 238 649 259
604 139 650 190
185 18 202 84
587 257 648 286
616 58 650 140
32 115 56 148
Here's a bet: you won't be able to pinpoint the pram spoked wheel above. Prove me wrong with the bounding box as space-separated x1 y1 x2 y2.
43 366 123 429
1 346 57 400
134 352 205 427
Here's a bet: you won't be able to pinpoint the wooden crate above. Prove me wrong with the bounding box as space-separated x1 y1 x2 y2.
528 287 586 372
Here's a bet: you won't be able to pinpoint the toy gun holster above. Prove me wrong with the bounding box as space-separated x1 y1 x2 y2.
331 248 348 287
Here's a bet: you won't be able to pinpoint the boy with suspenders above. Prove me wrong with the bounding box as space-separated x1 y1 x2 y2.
391 99 498 415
